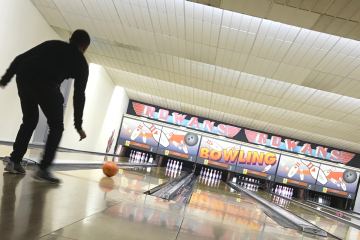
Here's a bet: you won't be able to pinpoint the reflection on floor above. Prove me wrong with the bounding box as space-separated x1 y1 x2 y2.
0 147 352 239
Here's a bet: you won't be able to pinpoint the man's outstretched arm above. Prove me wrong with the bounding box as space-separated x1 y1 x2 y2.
73 61 89 141
0 55 21 87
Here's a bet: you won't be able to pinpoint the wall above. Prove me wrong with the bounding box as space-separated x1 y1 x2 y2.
0 0 59 141
60 63 129 153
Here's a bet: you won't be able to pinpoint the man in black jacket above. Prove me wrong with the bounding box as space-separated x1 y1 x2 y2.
0 29 91 184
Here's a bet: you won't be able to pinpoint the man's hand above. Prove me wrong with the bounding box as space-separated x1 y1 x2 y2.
77 129 87 141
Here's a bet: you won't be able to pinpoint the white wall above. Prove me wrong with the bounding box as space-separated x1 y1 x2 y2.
60 63 129 153
0 0 59 141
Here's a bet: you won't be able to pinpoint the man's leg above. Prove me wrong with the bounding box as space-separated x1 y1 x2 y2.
6 89 39 174
34 89 64 183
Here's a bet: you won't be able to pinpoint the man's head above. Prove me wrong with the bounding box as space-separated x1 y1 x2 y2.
69 29 91 53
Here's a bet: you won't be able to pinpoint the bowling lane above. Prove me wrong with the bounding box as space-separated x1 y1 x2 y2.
60 166 172 200
176 180 330 240
39 166 188 240
254 189 360 239
0 143 131 164
305 200 360 222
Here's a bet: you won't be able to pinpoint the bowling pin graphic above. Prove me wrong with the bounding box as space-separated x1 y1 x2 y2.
142 122 163 142
299 169 304 181
317 168 328 185
206 139 222 151
182 145 189 154
131 124 143 140
301 160 320 180
288 162 301 178
339 177 347 191
262 165 271 173
141 153 145 163
159 128 172 147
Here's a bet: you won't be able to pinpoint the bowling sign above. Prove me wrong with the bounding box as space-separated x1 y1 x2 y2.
157 127 201 162
236 146 280 180
118 117 162 152
197 137 239 171
315 164 359 199
275 155 319 190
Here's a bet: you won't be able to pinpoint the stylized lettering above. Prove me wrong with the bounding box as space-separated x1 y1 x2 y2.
251 151 264 165
187 117 200 129
330 150 340 162
256 133 268 145
143 106 155 118
285 139 299 151
203 120 215 132
300 143 312 155
217 124 226 135
270 136 281 148
199 148 209 159
172 112 187 125
315 146 328 159
209 150 222 161
264 153 277 165
238 150 246 163
223 149 239 163
158 109 169 121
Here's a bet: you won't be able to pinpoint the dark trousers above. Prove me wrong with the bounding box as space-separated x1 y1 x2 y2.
10 78 64 170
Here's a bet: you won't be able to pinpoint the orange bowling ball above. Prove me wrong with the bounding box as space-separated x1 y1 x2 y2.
102 161 119 177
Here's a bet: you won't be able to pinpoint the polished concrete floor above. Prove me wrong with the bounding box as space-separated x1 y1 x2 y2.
0 145 357 240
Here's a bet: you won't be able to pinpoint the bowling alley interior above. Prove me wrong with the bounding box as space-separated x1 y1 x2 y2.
3 0 360 239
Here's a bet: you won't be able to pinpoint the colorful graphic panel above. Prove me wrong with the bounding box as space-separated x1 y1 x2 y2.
235 146 280 181
157 127 201 162
197 137 240 171
118 117 162 152
275 155 319 190
315 165 359 199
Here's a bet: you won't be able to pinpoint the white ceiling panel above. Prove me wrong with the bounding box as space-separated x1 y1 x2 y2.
32 0 360 152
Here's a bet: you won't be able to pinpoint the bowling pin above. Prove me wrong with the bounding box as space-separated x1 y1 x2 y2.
206 139 222 151
340 179 347 191
141 153 145 163
288 162 300 178
301 160 320 180
131 125 143 140
142 122 162 142
175 161 179 171
299 169 304 181
317 168 328 185
149 155 153 163
200 167 204 177
182 145 189 154
129 150 133 162
169 160 173 170
179 162 183 172
134 152 138 162
167 160 170 168
262 165 271 172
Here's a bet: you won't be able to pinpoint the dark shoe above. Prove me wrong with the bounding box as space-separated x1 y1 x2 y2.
34 169 61 184
4 161 26 174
